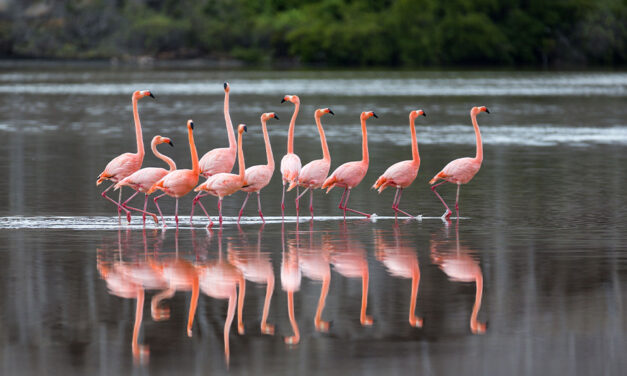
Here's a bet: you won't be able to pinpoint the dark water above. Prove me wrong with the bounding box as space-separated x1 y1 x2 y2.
0 66 626 375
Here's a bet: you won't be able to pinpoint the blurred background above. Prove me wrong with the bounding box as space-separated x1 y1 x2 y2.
0 0 625 68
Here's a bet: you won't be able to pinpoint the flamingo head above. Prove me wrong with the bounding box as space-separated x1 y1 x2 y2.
187 119 194 130
238 124 247 134
361 111 378 120
224 82 230 93
315 108 335 117
472 106 490 115
411 109 426 119
134 90 155 100
281 95 300 104
261 112 279 122
153 135 174 147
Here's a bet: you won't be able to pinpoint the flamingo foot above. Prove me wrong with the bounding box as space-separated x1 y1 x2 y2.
410 316 424 328
442 209 452 219
261 323 275 335
126 211 132 223
259 211 265 223
316 320 330 332
187 328 193 337
238 323 245 335
284 336 299 345
361 315 374 326
472 322 487 334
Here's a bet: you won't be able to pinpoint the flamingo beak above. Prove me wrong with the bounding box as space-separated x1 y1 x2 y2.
485 108 490 114
422 111 427 117
190 121 194 130
372 112 378 118
273 114 279 120
224 82 228 89
244 125 248 132
168 141 174 147
328 109 335 115
149 93 155 99
281 98 286 103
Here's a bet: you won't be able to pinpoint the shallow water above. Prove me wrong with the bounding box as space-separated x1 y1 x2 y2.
0 66 626 375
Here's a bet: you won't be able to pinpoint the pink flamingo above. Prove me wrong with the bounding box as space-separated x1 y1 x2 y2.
194 124 248 227
280 224 301 344
431 220 486 334
237 112 279 224
191 82 237 222
97 90 154 222
114 135 175 225
322 111 378 220
147 120 199 227
374 226 423 328
429 106 489 219
372 110 426 219
280 95 302 218
288 108 334 220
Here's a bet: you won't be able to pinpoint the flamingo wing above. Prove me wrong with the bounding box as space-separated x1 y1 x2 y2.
242 165 273 192
329 161 367 188
299 159 331 188
118 167 169 192
440 157 480 184
280 153 301 183
376 160 418 191
199 148 236 177
98 153 142 183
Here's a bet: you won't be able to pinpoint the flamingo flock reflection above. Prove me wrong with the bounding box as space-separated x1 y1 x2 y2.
96 221 486 366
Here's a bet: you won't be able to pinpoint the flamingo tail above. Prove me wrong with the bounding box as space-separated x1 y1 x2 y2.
372 176 387 192
322 175 336 193
429 171 447 185
287 180 299 192
147 180 164 195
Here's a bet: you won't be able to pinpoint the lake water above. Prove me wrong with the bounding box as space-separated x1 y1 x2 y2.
0 66 626 375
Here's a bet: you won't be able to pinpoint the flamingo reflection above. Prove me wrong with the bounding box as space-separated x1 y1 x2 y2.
196 229 245 363
299 222 331 332
329 223 373 326
281 223 301 344
374 225 422 328
228 225 275 335
430 220 486 334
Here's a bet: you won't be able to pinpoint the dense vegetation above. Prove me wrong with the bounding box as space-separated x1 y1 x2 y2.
2 0 626 67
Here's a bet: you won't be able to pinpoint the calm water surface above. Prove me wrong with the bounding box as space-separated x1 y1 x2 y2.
0 66 626 375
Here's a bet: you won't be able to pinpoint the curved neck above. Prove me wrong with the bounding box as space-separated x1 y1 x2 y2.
315 114 330 162
132 96 145 159
410 116 419 165
225 89 236 152
152 141 176 171
237 131 245 180
189 127 199 175
287 102 299 154
471 113 483 163
360 117 369 165
261 119 274 171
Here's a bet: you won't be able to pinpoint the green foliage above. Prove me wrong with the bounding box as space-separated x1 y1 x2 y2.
2 0 625 66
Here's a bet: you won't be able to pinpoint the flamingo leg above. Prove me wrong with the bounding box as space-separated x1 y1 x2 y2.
194 195 213 228
187 274 199 337
257 192 265 223
337 188 348 220
261 274 275 335
237 277 246 335
132 289 148 363
190 192 209 224
224 292 236 364
392 188 400 220
409 263 423 328
315 272 330 332
285 290 300 344
153 193 168 226
218 198 223 226
309 188 314 220
175 198 179 228
431 180 452 218
123 192 159 224
455 183 461 217
393 188 415 218
281 182 286 220
360 267 373 326
295 187 309 220
238 192 250 224
342 189 371 219
101 183 131 222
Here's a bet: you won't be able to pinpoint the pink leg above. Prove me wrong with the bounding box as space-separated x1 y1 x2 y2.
153 193 168 226
123 192 159 224
431 181 452 218
257 192 265 223
101 183 132 222
393 188 415 218
281 182 286 220
194 195 213 227
392 188 400 220
342 189 371 219
337 188 348 220
295 187 309 221
238 192 250 224
143 194 147 224
309 189 314 221
455 184 461 218
218 198 223 227
190 192 209 224
175 198 179 228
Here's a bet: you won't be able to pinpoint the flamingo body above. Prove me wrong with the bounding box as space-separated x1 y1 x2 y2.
117 167 170 193
98 153 143 185
297 159 330 189
199 147 235 178
373 160 417 191
430 157 480 185
242 165 273 192
196 172 245 198
323 161 367 191
280 153 301 183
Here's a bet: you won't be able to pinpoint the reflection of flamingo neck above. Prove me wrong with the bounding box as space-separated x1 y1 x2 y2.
224 291 236 365
409 262 422 327
286 290 300 344
132 289 145 360
470 272 483 333
287 102 299 154
187 275 199 337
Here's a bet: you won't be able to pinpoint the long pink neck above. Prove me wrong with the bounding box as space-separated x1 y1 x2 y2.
152 140 176 171
261 118 274 171
361 117 369 165
189 127 199 175
287 102 299 154
132 96 145 159
410 115 419 165
237 131 245 181
225 89 236 153
315 114 330 162
472 113 483 163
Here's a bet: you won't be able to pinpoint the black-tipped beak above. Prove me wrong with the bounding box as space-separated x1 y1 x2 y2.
372 112 378 118
422 111 427 117
149 93 155 99
485 108 490 114
168 141 174 147
243 125 248 132
328 109 335 115
224 82 228 89
273 114 279 120
281 98 286 103
190 122 194 130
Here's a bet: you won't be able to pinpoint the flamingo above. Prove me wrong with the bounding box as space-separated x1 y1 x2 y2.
372 110 426 219
237 112 279 224
288 108 334 220
280 223 301 344
191 82 237 222
194 124 248 227
429 106 489 219
114 135 175 225
430 219 486 334
374 225 423 328
147 120 199 227
322 111 378 220
280 95 302 219
97 90 155 222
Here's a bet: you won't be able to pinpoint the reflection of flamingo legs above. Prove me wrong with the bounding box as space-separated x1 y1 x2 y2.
360 267 373 326
261 271 275 335
315 273 330 331
285 290 300 344
409 262 423 328
224 290 236 365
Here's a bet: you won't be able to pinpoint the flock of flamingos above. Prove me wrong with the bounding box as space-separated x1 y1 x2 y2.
97 83 490 227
